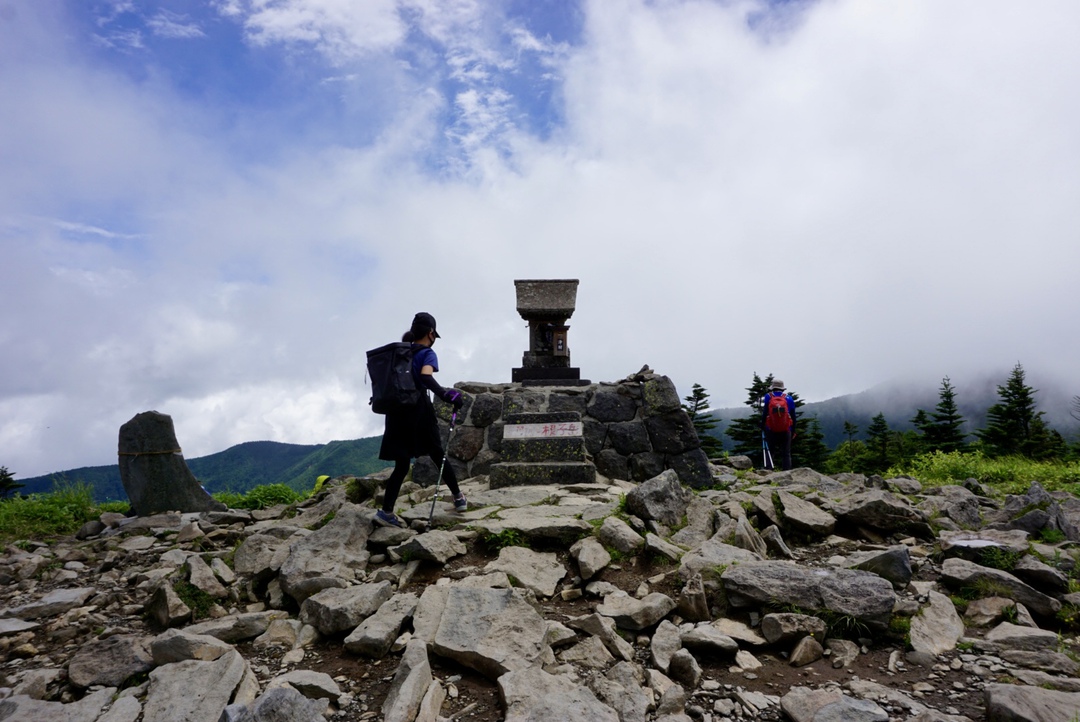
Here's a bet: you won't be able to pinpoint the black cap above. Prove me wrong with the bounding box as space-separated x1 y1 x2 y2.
412 312 440 338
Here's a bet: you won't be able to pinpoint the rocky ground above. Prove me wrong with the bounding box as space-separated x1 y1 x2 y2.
2 462 1080 722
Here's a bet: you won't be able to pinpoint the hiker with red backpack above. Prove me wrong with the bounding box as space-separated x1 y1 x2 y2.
761 379 796 471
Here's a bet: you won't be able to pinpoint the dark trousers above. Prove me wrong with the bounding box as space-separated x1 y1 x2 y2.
764 430 792 471
382 454 461 513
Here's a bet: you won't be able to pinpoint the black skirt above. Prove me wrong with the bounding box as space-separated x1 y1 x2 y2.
378 394 444 461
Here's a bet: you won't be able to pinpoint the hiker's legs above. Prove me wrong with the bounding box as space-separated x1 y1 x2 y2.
383 458 410 513
777 431 793 471
429 451 461 497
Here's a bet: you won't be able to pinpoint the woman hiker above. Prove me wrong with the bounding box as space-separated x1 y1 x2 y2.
376 312 467 528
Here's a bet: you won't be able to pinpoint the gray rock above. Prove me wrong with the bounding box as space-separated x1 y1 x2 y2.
940 558 1061 618
0 687 116 722
773 490 836 536
761 613 827 645
677 539 761 583
566 613 635 662
984 682 1080 722
98 696 142 722
1000 649 1080 675
1013 554 1069 594
298 582 394 636
984 621 1059 651
500 665 619 722
625 470 691 527
186 554 228 599
834 489 933 538
781 686 888 722
559 634 615 669
250 686 327 722
650 620 682 672
843 545 912 589
570 536 612 580
789 636 823 667
485 546 566 597
733 516 768 558
760 524 795 559
675 574 710 622
679 625 739 655
645 533 684 563
431 587 549 679
3 587 95 620
667 649 701 687
278 505 372 603
938 529 1031 560
142 649 248 722
232 534 291 581
268 669 340 702
185 611 289 643
382 639 434 722
964 596 1016 627
67 634 153 688
472 507 594 545
722 561 897 630
343 592 418 658
826 639 860 668
391 530 466 565
909 591 965 656
598 516 645 555
118 411 226 516
150 628 233 664
590 662 649 722
145 582 192 628
596 591 676 631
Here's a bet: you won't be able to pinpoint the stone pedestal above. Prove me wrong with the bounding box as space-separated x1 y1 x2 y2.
488 412 596 488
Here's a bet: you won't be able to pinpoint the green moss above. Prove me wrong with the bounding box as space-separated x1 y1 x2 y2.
171 580 216 620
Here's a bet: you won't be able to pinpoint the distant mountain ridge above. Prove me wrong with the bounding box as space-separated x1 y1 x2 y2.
18 438 390 503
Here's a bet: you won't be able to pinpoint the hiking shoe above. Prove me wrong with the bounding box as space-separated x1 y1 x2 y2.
453 493 468 512
374 509 405 528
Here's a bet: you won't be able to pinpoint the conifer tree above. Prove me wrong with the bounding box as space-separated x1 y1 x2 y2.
977 363 1060 459
682 383 724 458
792 416 830 470
919 376 967 453
0 467 22 499
862 413 892 473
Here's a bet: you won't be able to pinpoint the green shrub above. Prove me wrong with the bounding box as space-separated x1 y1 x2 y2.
979 546 1020 572
171 579 216 620
0 482 102 542
481 528 526 551
214 484 303 510
887 450 1080 495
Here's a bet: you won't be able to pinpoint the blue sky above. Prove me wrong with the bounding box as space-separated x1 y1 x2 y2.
2 0 1079 477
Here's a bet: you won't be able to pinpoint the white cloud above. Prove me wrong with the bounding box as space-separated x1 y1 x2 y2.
1 0 1079 479
147 11 206 40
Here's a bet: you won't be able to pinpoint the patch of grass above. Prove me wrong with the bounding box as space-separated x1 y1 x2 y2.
171 579 216 620
956 640 975 652
480 528 527 551
218 483 304 510
308 510 336 530
0 482 105 543
979 546 1020 572
887 450 1080 496
1037 528 1068 544
1057 604 1080 633
888 616 911 647
817 610 871 641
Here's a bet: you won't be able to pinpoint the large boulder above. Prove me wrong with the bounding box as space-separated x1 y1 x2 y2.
118 411 226 516
940 558 1061 618
722 561 896 631
833 489 933 538
500 666 619 722
278 506 373 603
430 587 550 680
625 470 691 527
984 683 1080 722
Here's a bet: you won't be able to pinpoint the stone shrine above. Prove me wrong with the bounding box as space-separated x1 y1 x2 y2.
511 279 588 385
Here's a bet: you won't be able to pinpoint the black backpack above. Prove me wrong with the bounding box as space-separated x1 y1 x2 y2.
366 342 421 414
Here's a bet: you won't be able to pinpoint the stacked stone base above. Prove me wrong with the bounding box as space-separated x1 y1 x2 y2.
412 368 713 489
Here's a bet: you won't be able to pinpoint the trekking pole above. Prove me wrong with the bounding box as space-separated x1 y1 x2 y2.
428 411 458 526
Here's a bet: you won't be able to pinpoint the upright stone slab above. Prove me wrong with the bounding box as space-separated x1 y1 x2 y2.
489 412 596 487
118 411 225 516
